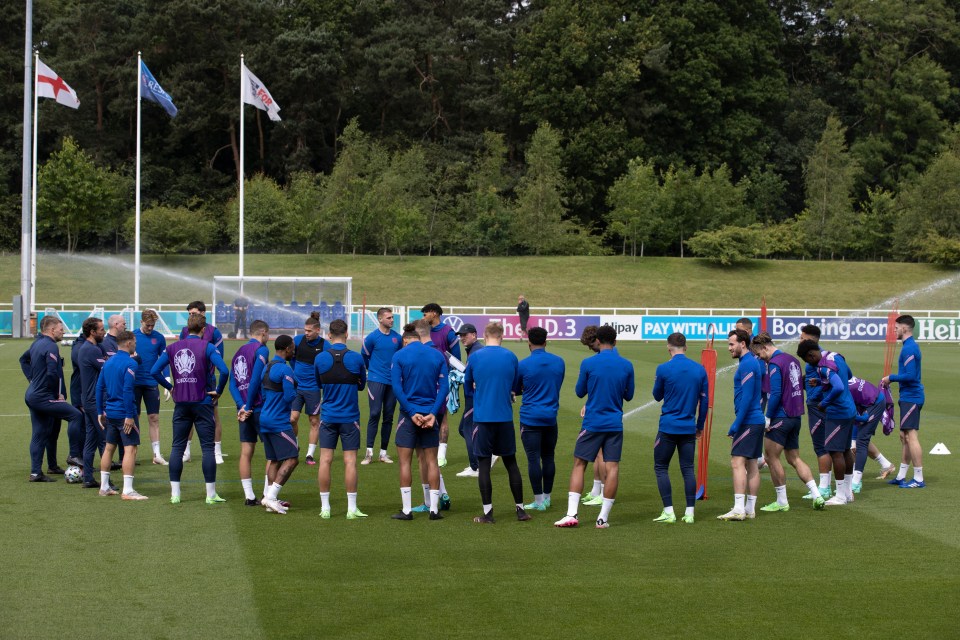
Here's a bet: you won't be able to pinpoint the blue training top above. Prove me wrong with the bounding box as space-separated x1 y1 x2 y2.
362 329 402 385
315 343 367 422
292 335 326 390
259 356 297 432
464 344 519 423
20 335 65 401
96 350 138 420
576 347 635 432
134 328 167 387
78 340 107 409
729 351 765 436
889 336 924 404
819 368 858 419
515 348 565 426
652 353 708 435
391 341 448 417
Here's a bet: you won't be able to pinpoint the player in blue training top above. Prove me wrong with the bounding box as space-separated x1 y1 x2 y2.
464 322 529 524
20 316 84 482
390 319 448 521
229 319 271 506
314 319 368 519
514 326 565 512
102 314 126 359
258 335 300 515
650 332 708 524
178 301 226 464
555 325 635 529
153 313 229 504
77 318 108 487
134 309 169 466
420 303 460 468
751 333 825 512
718 329 765 521
95 330 147 500
453 324 483 478
292 311 327 466
361 307 401 465
881 314 926 489
798 339 858 505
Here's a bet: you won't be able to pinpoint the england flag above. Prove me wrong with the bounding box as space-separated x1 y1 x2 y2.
36 59 80 109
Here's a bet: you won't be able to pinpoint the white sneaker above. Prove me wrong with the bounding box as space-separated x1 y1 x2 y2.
360 452 373 465
379 453 393 464
215 453 225 465
554 515 579 527
490 455 499 468
825 494 847 506
263 498 287 514
456 466 479 478
717 509 746 521
182 451 191 463
152 455 169 466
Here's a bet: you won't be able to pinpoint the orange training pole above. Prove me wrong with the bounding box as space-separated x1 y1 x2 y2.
697 324 718 500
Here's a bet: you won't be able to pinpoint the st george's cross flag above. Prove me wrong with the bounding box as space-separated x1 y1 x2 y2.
36 59 80 109
242 65 281 121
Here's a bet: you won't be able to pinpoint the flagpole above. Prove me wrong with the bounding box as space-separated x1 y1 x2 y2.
135 51 142 311
20 0 34 336
239 54 245 295
30 52 38 315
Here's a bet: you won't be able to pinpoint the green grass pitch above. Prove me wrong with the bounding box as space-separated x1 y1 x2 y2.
1 336 957 639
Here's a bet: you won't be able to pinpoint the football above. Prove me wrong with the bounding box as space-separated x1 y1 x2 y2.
64 465 82 484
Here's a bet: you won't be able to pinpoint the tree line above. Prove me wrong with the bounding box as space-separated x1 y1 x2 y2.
3 0 960 263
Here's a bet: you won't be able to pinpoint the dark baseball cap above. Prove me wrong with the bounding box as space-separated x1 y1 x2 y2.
456 323 477 336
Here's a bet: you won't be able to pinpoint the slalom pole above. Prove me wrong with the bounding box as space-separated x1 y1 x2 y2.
760 296 767 333
696 323 718 500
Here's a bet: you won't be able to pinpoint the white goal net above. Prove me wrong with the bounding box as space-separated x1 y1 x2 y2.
212 276 352 337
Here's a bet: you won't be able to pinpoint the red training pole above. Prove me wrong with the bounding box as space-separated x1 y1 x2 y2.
882 299 899 381
697 324 718 500
760 296 767 334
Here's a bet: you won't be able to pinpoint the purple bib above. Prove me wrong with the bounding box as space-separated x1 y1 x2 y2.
167 339 209 403
770 351 805 417
232 341 263 408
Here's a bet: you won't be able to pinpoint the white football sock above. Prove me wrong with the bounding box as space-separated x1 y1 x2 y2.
590 480 602 497
684 506 694 517
734 494 745 512
307 443 317 458
170 481 181 498
852 470 863 485
429 489 440 514
599 497 615 522
876 453 891 469
438 443 447 459
805 480 819 496
439 474 447 495
401 487 412 514
205 482 217 499
123 475 134 494
214 441 222 456
240 478 255 500
663 505 675 515
897 463 909 481
379 449 388 458
366 447 373 457
535 493 545 506
320 492 331 510
745 495 757 514
567 492 580 518
819 473 830 489
347 492 357 512
775 485 788 505
421 483 430 505
913 466 924 482
152 441 161 457
101 471 111 492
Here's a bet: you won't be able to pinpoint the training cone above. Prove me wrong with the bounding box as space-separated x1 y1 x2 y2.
929 442 951 455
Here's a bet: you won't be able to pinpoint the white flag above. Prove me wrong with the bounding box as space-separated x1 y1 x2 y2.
242 65 281 121
36 59 80 109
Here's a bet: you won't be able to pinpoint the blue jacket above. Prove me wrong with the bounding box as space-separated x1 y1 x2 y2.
464 345 519 423
134 328 167 387
77 340 107 409
362 329 402 385
20 335 66 402
259 356 297 432
729 352 765 436
890 336 924 404
391 341 448 417
315 344 367 422
652 353 708 435
95 351 138 420
515 348 565 426
576 348 635 432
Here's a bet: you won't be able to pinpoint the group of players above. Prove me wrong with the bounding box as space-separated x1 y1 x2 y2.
19 300 926 527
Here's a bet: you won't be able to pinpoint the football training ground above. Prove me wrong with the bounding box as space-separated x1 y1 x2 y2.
2 337 957 639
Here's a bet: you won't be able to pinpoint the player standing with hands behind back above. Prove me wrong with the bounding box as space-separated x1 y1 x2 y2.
881 315 926 489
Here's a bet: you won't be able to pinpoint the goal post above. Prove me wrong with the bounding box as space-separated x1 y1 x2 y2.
212 276 352 336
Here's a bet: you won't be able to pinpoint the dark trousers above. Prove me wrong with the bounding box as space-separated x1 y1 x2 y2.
27 397 83 475
82 407 106 483
653 431 697 508
365 381 396 450
458 398 479 470
520 423 558 495
169 403 217 483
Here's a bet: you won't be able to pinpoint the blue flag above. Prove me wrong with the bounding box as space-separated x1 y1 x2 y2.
140 60 178 118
